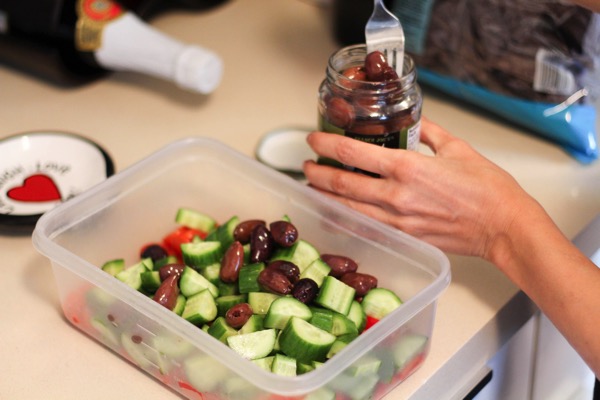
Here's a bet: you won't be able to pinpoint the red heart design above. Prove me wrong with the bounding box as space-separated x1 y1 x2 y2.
7 174 62 202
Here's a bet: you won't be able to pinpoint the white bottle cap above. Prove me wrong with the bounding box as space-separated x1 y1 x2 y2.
95 13 223 94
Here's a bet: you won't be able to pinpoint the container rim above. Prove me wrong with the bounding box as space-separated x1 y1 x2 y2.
32 136 451 395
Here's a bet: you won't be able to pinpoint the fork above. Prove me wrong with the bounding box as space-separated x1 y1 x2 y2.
364 0 405 77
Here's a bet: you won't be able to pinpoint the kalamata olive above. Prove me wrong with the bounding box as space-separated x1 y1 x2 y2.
153 274 179 310
250 224 274 263
340 272 378 297
365 51 389 82
343 65 367 81
225 303 253 328
158 263 185 281
233 219 266 244
131 335 143 344
341 65 368 89
267 260 300 284
220 241 245 283
386 111 415 134
269 220 298 248
326 97 355 129
140 243 168 262
321 254 359 278
349 121 387 135
257 268 293 295
381 65 399 81
291 278 319 304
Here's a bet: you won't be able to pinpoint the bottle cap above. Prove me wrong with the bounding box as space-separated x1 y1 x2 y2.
0 131 114 233
175 46 224 94
255 127 316 180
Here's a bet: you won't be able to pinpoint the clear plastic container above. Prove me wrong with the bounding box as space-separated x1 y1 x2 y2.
32 137 450 400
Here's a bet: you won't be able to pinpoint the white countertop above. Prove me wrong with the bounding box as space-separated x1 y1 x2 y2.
2 1 599 399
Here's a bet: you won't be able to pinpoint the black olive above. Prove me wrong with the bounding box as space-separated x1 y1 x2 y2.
292 278 319 304
141 244 168 262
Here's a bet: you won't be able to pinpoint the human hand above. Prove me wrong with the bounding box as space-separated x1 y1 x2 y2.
303 117 539 260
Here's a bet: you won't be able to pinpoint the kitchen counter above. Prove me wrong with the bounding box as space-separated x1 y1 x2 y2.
1 1 599 399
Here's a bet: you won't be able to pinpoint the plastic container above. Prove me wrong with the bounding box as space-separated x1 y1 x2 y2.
32 137 450 400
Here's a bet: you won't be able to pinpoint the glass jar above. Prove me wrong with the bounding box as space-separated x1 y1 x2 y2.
317 44 422 174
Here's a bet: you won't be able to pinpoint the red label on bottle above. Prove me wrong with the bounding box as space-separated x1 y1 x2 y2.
81 0 123 22
75 0 124 51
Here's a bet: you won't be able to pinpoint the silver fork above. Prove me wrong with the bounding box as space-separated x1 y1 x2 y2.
364 0 405 77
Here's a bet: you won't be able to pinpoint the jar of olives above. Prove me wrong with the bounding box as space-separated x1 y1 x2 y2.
317 44 422 175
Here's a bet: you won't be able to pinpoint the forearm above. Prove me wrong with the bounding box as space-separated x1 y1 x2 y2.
488 196 600 377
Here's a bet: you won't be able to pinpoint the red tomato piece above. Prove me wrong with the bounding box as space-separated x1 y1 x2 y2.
178 381 204 399
363 315 380 332
395 351 426 382
162 226 207 258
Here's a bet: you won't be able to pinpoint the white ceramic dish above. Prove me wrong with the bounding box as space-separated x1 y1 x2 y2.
0 130 114 230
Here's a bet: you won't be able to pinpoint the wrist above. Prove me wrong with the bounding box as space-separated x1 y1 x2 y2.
484 192 551 282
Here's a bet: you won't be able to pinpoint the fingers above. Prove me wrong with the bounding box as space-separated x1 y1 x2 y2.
419 116 456 154
305 131 413 178
303 159 389 206
306 182 399 225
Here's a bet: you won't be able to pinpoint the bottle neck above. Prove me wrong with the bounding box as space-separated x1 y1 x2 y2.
91 11 222 94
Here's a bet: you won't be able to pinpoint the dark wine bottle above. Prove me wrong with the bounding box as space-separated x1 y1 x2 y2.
117 0 227 20
0 0 224 93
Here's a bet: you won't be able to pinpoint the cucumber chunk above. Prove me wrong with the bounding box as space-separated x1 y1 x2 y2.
394 334 428 369
208 316 238 343
239 314 264 334
314 276 355 315
175 207 217 232
271 353 297 377
300 258 331 287
181 241 222 270
278 317 336 363
217 281 239 296
347 355 382 377
121 332 169 374
115 261 148 290
331 312 358 336
173 294 186 316
310 307 334 332
247 292 280 315
297 362 315 375
305 387 336 400
152 331 194 359
101 258 125 277
238 262 265 294
361 288 402 320
182 289 218 326
264 296 312 330
200 262 221 284
140 270 161 293
227 329 277 360
215 294 247 317
271 239 320 273
180 266 219 298
90 317 120 348
347 300 367 333
183 354 229 393
153 255 178 270
326 339 348 359
205 215 240 251
252 356 274 371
